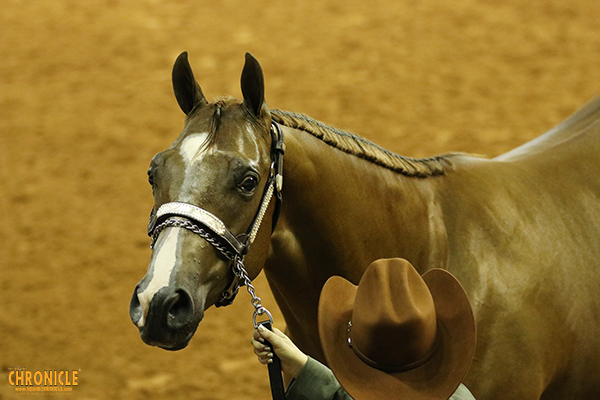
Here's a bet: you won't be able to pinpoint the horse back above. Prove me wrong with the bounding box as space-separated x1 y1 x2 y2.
496 94 600 162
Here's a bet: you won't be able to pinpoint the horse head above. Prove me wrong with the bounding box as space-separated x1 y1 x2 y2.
129 52 279 350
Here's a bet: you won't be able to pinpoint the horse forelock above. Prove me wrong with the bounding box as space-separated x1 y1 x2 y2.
270 109 462 177
190 96 272 152
186 96 242 152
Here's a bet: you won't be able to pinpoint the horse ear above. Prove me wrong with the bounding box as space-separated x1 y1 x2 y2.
172 52 206 115
240 52 265 118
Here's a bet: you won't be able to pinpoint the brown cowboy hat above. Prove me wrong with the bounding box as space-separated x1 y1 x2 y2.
318 258 476 400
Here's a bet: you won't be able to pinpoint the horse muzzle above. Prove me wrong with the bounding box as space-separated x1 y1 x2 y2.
129 285 202 350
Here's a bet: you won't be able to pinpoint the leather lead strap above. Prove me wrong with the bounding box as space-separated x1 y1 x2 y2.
257 320 286 400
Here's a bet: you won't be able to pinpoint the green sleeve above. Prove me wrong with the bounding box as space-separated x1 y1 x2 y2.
285 358 476 400
449 383 477 400
285 357 353 400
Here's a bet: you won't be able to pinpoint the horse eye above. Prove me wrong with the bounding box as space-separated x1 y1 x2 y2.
238 175 258 193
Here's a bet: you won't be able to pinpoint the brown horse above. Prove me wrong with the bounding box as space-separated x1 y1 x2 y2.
129 52 600 399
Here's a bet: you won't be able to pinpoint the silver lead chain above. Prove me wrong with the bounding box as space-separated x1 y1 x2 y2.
233 257 273 327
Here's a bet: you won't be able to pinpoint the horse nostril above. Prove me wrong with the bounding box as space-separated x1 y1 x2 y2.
167 289 194 330
129 286 142 325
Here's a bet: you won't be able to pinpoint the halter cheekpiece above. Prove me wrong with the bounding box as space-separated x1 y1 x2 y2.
146 121 284 308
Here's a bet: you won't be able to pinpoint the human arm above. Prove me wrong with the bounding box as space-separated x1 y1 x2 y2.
251 325 352 400
251 325 308 378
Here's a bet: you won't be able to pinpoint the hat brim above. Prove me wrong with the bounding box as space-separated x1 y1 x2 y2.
318 269 476 400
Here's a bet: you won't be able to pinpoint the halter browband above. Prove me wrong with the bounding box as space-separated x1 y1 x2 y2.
147 121 284 307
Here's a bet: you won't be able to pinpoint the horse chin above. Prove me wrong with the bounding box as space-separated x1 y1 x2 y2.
138 308 203 351
160 344 188 351
156 336 193 351
139 320 199 351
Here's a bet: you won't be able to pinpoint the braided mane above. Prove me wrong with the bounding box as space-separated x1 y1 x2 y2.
270 109 459 177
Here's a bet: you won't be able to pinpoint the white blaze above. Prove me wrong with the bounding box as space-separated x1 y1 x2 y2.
137 228 180 328
136 132 210 328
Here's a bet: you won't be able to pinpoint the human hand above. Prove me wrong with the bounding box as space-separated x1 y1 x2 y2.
251 325 308 379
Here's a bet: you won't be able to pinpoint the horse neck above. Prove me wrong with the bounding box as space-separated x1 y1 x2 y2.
279 124 449 270
264 125 449 358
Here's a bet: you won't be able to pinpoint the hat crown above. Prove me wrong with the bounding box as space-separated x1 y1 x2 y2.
350 260 438 371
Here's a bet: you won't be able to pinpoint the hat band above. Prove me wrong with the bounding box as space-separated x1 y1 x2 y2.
347 320 441 373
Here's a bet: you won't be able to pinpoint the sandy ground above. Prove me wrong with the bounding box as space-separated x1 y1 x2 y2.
2 1 600 399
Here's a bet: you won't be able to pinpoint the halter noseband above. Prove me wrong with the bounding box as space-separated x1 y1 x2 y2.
146 121 284 307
